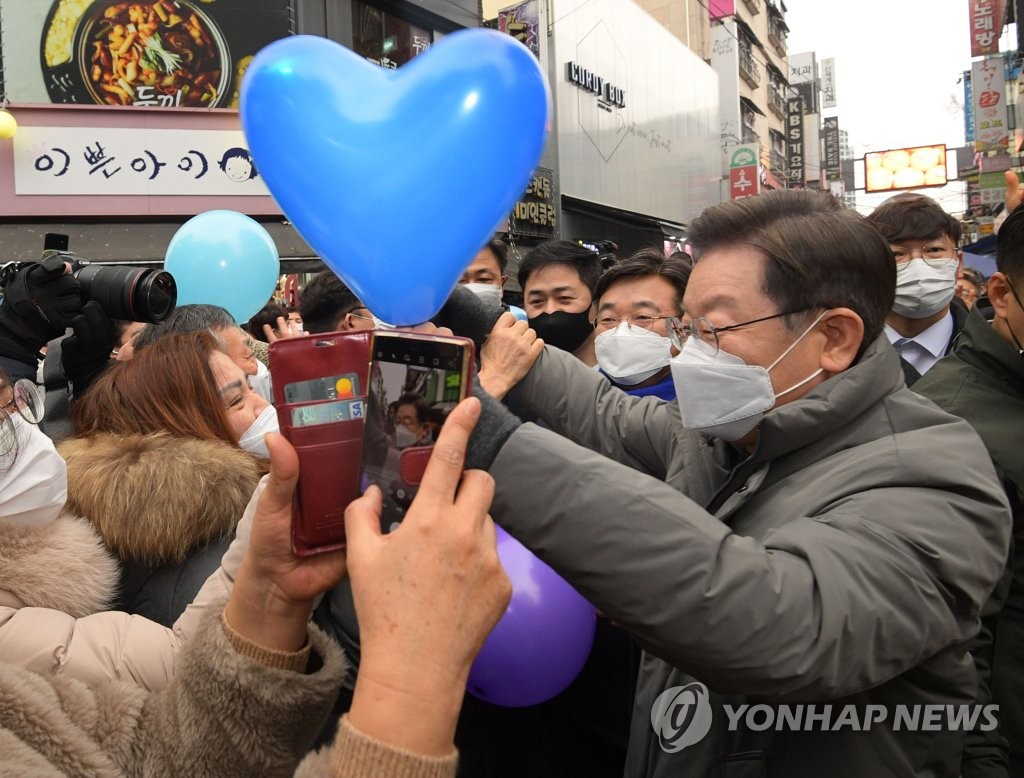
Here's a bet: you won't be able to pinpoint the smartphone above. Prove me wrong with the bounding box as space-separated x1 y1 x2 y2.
269 331 371 556
360 331 475 533
43 233 70 252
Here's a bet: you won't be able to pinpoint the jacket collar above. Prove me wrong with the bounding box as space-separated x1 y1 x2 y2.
750 333 905 464
703 335 904 516
952 306 1024 391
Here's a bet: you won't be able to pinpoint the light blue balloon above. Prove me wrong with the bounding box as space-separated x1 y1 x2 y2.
164 210 280 323
240 30 550 326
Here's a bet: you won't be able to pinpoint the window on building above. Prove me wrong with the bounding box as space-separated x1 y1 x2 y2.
351 1 433 69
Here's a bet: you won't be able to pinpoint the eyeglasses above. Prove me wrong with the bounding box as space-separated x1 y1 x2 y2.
892 248 958 272
665 308 817 355
1 379 43 425
0 379 44 458
593 313 677 332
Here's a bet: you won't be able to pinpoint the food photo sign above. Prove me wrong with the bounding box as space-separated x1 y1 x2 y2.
1 0 290 108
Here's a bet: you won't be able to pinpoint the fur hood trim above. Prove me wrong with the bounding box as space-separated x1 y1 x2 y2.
59 433 261 566
0 515 119 616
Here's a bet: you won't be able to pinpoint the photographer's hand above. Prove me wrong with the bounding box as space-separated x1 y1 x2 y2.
62 301 117 399
0 255 83 367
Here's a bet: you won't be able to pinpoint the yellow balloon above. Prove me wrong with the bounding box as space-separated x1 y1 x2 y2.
0 111 17 139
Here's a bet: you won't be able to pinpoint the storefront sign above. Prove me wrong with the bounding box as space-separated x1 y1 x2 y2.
1 0 291 108
969 0 1006 57
510 167 556 238
727 145 759 200
786 95 805 185
822 117 841 181
12 125 271 196
820 58 837 109
972 55 1009 153
566 62 626 108
497 0 540 58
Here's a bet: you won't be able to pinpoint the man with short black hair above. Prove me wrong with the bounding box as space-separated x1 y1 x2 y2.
866 194 968 385
592 248 690 399
915 204 1024 776
455 189 1010 777
517 239 603 364
298 270 374 334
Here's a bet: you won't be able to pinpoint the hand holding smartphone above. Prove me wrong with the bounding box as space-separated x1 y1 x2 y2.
360 331 475 533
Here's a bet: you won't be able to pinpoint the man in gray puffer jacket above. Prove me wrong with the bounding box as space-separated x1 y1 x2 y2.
461 190 1012 777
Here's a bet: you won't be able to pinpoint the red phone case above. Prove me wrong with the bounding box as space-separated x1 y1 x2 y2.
270 331 370 556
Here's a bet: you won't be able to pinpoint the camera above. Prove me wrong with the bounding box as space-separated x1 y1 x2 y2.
0 254 176 325
71 262 176 324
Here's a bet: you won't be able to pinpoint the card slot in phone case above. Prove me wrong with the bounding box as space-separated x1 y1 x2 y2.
279 410 363 444
289 435 363 555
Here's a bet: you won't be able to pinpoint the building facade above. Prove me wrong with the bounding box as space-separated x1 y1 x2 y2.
0 0 480 265
706 0 790 195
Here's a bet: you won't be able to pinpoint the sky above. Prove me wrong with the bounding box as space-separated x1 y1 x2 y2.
781 0 1014 217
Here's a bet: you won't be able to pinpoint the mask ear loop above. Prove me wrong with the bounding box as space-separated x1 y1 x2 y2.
765 309 831 398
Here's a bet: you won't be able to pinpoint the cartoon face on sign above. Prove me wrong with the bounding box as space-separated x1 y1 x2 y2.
218 148 258 182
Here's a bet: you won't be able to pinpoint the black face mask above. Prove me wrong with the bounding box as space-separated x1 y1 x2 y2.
528 310 593 353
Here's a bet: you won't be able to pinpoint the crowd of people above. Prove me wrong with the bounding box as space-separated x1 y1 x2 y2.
0 186 1021 777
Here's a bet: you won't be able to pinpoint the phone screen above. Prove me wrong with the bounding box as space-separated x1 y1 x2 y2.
361 334 470 533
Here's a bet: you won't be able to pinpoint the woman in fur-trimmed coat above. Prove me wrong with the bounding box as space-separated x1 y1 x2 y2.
62 331 274 627
59 431 260 627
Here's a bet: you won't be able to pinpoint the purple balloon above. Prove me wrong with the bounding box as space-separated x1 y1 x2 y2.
468 527 597 707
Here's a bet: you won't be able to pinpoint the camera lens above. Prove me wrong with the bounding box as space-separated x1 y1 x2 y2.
74 264 177 324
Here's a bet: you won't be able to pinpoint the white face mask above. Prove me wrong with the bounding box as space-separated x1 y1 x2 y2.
463 282 503 308
0 416 68 526
238 404 279 458
395 425 420 448
892 258 959 319
372 315 397 330
595 322 672 386
670 311 828 442
249 360 274 403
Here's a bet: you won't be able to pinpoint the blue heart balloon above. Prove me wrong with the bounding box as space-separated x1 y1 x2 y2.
240 30 550 325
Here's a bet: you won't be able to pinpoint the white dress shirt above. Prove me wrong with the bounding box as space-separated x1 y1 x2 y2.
884 313 954 377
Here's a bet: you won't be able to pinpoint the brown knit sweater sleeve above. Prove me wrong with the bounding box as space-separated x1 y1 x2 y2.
330 715 458 778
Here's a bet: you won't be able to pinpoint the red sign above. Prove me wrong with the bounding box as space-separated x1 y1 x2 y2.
969 0 1006 57
729 165 759 199
979 90 1001 107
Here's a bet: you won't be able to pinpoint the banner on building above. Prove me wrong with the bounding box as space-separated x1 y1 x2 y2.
0 0 290 107
972 55 1009 153
786 94 805 186
789 52 815 85
964 70 976 142
969 0 1006 57
12 126 271 196
498 0 541 58
863 144 947 193
822 117 841 181
820 58 837 109
727 144 760 200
